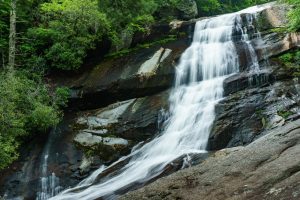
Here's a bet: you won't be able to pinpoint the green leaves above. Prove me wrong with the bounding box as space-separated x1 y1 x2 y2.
28 103 60 132
25 0 110 70
54 86 71 107
282 0 300 31
0 72 61 170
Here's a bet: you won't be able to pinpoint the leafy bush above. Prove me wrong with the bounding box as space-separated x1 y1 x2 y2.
0 72 62 169
55 87 71 107
279 53 293 63
25 0 110 71
27 103 60 132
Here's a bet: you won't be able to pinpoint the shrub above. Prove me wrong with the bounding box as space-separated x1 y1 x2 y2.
0 72 61 169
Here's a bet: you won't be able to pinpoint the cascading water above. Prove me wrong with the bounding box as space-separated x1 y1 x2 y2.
50 4 271 200
36 129 63 200
236 11 270 85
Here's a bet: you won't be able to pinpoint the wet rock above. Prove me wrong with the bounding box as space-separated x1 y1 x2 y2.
72 90 169 164
0 114 84 200
74 132 129 162
256 3 290 31
137 48 172 75
75 90 170 142
74 132 103 147
121 119 300 200
209 79 300 150
268 114 285 129
66 44 185 110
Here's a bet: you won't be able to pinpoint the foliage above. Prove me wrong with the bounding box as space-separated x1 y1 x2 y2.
278 110 293 119
0 72 62 169
196 0 221 16
284 0 300 31
54 87 71 107
23 0 110 70
278 50 300 76
195 0 272 16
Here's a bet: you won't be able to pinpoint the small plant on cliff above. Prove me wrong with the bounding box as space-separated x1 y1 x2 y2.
54 87 71 107
278 110 293 119
279 50 300 77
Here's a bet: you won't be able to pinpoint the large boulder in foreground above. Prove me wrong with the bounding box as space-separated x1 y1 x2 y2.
121 119 300 200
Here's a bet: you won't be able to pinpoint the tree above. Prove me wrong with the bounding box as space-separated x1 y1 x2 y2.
25 0 110 71
8 0 16 70
0 0 10 68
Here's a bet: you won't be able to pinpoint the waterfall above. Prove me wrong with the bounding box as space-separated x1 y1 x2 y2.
36 129 63 200
50 4 271 200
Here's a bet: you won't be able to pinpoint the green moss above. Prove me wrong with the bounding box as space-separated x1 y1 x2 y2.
270 27 288 34
278 110 293 119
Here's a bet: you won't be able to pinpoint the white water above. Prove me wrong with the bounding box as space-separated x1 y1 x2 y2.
36 129 62 200
50 4 271 200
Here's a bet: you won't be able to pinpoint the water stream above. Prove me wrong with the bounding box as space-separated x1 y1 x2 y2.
50 4 271 200
36 129 63 200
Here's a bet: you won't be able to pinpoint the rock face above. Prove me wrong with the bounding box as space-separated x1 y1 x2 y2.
0 115 84 200
74 132 130 161
72 90 169 168
74 90 169 142
121 119 300 200
66 43 187 110
210 78 300 150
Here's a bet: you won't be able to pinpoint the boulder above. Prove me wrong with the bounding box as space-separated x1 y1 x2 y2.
121 119 300 200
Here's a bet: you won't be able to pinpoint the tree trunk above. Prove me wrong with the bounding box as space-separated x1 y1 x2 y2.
8 0 16 71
